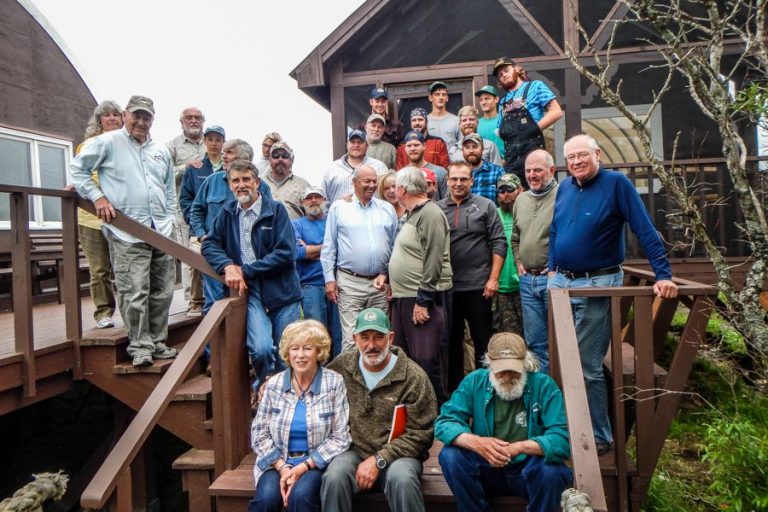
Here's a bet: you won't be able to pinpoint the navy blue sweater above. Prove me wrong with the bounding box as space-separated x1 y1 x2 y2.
201 197 302 310
547 168 672 280
179 154 216 223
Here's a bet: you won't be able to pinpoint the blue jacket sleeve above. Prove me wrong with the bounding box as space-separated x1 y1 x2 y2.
179 166 195 224
292 219 308 260
241 202 296 279
190 178 210 239
201 209 234 274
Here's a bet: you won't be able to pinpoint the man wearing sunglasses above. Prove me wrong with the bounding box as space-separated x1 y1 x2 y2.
262 142 310 220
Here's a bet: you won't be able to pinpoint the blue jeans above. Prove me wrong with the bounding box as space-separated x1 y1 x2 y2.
439 446 572 512
519 273 550 373
202 273 227 314
249 468 323 512
548 269 623 446
301 284 343 358
246 289 301 390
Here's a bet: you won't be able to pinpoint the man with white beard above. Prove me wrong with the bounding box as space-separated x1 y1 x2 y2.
436 333 572 512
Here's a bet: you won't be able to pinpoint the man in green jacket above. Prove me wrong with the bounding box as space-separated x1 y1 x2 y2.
321 308 437 512
436 333 572 512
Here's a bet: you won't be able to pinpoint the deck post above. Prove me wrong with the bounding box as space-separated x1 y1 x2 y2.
10 192 35 397
61 195 83 378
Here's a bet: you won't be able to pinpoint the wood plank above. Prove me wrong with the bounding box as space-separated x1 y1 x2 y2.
11 192 35 397
173 374 212 402
60 195 83 379
173 449 215 471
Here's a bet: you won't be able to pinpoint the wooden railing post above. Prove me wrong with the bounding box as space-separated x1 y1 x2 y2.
60 195 83 379
10 191 35 397
549 288 608 512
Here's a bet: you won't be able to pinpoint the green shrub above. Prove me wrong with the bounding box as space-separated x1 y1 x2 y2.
701 406 768 511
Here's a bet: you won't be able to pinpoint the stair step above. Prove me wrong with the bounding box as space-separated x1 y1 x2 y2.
203 418 213 431
173 448 215 471
81 312 201 347
173 374 212 402
113 358 176 374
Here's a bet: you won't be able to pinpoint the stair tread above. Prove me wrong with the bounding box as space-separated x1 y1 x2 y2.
82 312 200 346
173 448 214 470
113 357 176 374
173 374 212 401
604 341 668 377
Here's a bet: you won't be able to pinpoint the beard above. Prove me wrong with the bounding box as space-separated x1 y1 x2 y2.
236 192 252 205
489 369 527 401
305 204 324 217
363 344 390 367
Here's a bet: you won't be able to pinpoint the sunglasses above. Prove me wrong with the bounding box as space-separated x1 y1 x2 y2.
271 152 291 160
498 187 517 193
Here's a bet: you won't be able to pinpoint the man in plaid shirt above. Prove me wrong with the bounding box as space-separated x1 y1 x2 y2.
462 133 505 204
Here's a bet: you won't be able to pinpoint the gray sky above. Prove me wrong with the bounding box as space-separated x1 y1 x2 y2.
29 0 366 186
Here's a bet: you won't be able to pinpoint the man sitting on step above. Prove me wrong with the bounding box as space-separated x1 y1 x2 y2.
436 333 572 512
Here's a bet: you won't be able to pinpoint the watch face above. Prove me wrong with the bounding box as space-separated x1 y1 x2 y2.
376 456 387 469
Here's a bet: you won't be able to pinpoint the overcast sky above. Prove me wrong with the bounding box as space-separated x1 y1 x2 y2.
29 0 366 186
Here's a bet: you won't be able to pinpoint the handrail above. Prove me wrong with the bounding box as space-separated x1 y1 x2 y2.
80 297 241 510
549 289 608 511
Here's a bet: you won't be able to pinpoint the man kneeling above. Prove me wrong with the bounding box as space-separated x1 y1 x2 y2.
436 333 572 512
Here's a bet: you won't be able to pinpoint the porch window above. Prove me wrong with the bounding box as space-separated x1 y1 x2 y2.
0 126 72 228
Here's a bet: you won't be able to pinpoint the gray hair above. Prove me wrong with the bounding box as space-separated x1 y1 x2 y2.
223 139 254 161
84 100 122 139
563 133 599 154
395 166 428 195
227 159 258 179
480 350 540 373
526 148 555 168
352 164 376 180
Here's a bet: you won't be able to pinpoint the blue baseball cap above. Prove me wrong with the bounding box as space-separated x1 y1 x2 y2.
403 130 425 143
370 87 388 99
348 129 367 142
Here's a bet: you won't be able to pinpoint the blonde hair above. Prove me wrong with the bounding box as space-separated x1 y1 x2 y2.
278 319 332 366
376 170 397 200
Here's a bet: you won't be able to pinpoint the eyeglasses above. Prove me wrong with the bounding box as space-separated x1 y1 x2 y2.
498 187 516 193
271 152 291 160
565 151 593 162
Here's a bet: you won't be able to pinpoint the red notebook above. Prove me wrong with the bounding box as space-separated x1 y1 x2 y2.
387 404 407 443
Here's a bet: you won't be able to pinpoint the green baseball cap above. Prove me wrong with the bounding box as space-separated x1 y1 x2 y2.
353 308 390 334
475 85 499 98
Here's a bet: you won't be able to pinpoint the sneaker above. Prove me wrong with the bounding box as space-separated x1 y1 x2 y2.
153 342 178 359
132 354 153 367
187 304 203 317
96 317 115 329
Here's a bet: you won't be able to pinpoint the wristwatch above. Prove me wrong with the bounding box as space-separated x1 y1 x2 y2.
374 453 388 470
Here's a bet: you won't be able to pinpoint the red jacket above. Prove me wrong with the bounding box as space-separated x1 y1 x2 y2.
395 135 449 169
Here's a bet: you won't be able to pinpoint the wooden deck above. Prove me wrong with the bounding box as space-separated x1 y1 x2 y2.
0 288 189 414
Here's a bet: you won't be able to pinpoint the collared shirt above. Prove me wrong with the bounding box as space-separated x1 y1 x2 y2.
263 171 311 220
321 155 388 205
166 134 206 173
238 196 263 265
470 160 505 203
321 196 398 282
69 127 176 244
251 366 351 486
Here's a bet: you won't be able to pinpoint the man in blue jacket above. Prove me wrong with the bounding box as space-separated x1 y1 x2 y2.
436 333 572 512
201 159 301 390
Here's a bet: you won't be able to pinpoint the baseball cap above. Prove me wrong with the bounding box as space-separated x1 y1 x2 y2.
497 173 521 190
125 95 155 116
403 130 425 144
353 308 390 334
461 133 483 146
422 168 436 184
428 81 449 94
301 186 325 200
493 57 516 77
367 113 386 125
370 87 388 99
204 125 225 138
475 85 499 98
487 333 526 373
348 129 367 142
270 141 294 159
410 107 428 119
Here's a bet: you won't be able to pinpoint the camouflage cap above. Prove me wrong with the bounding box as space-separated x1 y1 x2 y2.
367 113 386 125
492 56 516 77
461 133 483 146
270 141 294 160
262 132 282 143
125 95 155 116
497 173 522 189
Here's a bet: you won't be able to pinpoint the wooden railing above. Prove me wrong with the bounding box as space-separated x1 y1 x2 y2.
80 296 248 509
548 266 716 511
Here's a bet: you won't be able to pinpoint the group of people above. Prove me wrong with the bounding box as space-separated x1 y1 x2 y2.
67 55 680 512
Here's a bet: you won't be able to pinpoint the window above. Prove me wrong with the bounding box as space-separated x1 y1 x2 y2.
0 127 72 227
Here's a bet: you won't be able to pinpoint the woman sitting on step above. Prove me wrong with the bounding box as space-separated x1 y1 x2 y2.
249 320 351 512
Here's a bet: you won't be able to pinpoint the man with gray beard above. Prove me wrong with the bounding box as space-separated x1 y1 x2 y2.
436 333 572 512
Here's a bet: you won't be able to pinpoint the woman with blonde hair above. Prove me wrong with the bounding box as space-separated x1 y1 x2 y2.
77 100 123 328
250 320 350 512
377 170 406 226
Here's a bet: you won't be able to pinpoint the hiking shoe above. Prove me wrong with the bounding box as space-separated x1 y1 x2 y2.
96 317 115 329
187 304 203 317
153 343 178 359
596 442 614 455
132 354 153 367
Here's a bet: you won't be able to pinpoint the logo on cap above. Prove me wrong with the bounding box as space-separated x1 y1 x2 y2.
364 311 377 321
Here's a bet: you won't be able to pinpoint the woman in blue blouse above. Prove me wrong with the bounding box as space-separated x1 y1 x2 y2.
249 320 351 512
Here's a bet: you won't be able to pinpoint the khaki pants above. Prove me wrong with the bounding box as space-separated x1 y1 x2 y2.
176 213 203 306
79 225 116 321
336 271 388 351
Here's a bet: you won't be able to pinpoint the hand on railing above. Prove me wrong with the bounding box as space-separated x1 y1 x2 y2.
223 264 248 296
653 279 679 298
93 197 118 223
